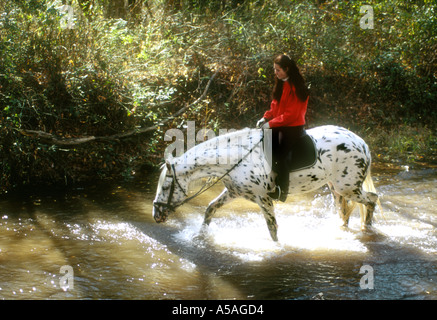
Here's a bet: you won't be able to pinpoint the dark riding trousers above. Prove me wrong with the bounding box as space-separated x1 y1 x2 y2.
271 125 305 191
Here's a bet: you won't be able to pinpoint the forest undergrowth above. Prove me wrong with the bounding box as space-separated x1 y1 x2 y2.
0 0 435 193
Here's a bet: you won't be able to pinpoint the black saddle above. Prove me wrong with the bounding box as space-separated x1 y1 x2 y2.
263 130 317 174
272 133 317 172
287 133 317 171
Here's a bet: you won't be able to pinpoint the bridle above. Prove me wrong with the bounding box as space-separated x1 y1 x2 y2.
153 163 188 213
153 130 266 215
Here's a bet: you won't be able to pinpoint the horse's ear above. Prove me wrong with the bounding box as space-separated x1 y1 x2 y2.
165 160 171 172
165 154 173 172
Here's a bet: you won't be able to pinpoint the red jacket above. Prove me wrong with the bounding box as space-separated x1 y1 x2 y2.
263 81 308 128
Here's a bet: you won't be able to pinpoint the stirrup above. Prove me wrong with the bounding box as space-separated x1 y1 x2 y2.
278 190 288 202
268 186 285 201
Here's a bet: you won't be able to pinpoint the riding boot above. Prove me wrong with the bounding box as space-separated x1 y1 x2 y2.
268 157 289 202
278 170 289 202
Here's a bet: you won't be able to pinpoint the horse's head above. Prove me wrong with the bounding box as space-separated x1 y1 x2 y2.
153 158 187 223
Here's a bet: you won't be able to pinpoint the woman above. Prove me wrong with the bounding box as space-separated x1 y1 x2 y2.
256 54 309 201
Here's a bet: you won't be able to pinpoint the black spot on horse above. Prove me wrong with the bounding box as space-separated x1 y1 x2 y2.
318 149 329 157
355 158 367 169
353 188 361 195
342 167 348 176
336 143 351 153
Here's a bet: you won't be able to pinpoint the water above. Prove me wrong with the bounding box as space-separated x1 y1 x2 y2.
0 165 436 300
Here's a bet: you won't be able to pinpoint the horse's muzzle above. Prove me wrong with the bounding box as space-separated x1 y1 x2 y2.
153 202 170 223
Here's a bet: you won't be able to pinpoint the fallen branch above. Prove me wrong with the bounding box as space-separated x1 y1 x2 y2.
20 70 219 146
20 130 98 146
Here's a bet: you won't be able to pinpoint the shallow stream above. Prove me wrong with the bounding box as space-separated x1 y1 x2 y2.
0 164 436 299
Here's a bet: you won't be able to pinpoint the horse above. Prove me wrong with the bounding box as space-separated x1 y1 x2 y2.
153 125 379 241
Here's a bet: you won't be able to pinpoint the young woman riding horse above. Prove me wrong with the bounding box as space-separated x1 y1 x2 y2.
257 54 309 202
153 55 379 242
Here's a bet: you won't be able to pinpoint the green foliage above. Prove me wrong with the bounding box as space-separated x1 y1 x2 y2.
0 0 436 193
368 125 437 164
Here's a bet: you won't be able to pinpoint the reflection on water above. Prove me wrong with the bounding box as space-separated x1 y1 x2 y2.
0 166 436 299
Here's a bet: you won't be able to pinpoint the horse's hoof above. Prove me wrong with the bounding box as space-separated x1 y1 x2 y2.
361 224 376 234
270 233 278 242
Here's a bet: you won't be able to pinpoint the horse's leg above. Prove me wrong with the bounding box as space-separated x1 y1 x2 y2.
361 195 376 228
328 182 348 226
203 188 232 226
328 182 356 227
334 184 378 231
256 196 278 241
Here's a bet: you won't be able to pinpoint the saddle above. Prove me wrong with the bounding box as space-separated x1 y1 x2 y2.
287 133 317 172
262 130 317 174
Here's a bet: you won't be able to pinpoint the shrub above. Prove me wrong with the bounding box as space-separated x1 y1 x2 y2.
0 0 435 193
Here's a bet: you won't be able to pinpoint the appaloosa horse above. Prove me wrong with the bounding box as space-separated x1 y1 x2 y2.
153 125 379 241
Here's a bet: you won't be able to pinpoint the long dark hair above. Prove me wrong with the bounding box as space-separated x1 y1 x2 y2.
272 54 309 102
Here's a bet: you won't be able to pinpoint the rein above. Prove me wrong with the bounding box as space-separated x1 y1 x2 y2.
155 130 266 211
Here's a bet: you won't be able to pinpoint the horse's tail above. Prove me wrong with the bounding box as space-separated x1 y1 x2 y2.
358 171 383 226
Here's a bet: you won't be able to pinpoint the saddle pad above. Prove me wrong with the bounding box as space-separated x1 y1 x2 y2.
289 134 317 172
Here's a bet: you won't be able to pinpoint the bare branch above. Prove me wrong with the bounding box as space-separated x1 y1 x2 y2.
20 130 97 146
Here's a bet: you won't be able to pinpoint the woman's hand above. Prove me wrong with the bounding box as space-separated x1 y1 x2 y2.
256 118 266 128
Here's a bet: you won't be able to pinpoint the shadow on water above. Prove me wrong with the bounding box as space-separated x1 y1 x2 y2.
0 186 132 299
356 230 437 300
0 167 436 299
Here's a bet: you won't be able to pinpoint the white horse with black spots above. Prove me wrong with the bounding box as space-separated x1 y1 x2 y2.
153 125 379 241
